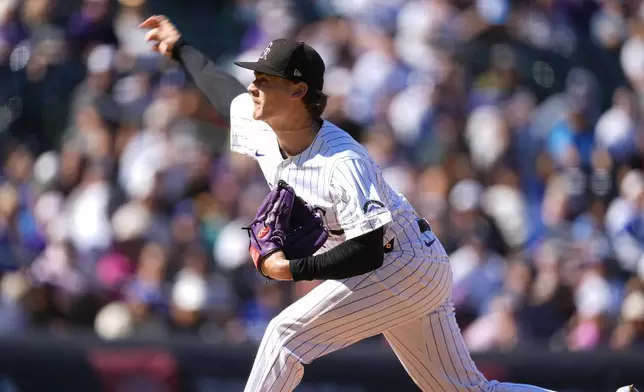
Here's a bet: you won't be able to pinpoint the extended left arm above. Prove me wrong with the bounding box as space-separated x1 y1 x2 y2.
262 227 385 281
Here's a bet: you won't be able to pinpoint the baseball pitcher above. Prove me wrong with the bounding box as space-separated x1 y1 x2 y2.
140 15 633 392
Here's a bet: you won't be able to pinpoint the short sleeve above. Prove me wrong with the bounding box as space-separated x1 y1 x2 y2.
330 157 393 239
229 93 273 157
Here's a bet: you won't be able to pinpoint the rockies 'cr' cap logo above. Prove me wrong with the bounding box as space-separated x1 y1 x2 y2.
260 42 272 60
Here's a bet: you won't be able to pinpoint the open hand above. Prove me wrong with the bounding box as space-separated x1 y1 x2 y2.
139 15 181 58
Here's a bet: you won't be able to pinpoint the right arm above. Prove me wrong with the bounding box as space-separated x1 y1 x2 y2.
171 38 247 125
140 15 247 126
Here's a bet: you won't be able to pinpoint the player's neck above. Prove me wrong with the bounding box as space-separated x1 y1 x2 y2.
271 114 320 158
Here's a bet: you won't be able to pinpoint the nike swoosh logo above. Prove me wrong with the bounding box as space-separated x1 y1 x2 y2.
255 150 264 157
424 238 436 247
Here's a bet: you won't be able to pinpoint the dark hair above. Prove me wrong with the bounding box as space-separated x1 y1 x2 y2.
302 88 328 120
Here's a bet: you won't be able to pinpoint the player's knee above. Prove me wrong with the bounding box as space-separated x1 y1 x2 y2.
264 313 303 349
265 314 293 342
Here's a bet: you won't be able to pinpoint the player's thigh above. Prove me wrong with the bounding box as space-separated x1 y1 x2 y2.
264 261 453 364
383 302 488 392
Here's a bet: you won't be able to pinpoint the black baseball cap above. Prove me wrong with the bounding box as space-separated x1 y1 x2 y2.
234 39 325 92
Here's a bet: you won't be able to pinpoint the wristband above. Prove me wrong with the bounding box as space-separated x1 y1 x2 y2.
171 36 187 61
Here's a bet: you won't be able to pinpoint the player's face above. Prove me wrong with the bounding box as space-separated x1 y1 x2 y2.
248 73 298 121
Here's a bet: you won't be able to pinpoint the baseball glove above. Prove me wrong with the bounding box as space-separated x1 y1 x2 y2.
243 180 328 278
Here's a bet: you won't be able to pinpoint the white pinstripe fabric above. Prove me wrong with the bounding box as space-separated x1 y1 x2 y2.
230 93 555 392
384 303 557 392
243 257 453 392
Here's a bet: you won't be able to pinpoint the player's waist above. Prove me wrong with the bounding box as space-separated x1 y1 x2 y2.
383 217 433 255
325 228 400 254
325 216 436 254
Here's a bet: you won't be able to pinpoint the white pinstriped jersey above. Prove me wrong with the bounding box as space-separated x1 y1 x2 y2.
229 93 447 259
230 94 554 392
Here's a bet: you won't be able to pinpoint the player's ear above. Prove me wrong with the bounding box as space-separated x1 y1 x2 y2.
291 82 308 99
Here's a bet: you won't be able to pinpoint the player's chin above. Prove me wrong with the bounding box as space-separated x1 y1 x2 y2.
253 109 273 123
252 106 264 121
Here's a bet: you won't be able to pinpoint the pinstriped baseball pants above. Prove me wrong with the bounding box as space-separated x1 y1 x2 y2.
243 256 555 392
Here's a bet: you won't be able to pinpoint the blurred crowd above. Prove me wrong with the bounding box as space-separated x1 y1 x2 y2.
0 0 644 354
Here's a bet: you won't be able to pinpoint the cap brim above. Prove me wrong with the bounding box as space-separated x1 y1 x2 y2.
234 61 285 78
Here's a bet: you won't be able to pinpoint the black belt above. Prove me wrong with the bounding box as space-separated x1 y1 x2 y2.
384 218 432 254
328 218 431 254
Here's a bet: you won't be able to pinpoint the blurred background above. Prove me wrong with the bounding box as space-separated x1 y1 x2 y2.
0 0 644 391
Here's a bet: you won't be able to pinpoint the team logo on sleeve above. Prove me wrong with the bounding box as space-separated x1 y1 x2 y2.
363 200 386 215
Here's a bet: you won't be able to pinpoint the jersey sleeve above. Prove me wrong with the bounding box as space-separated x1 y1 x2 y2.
173 40 247 124
330 157 393 240
229 93 272 158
